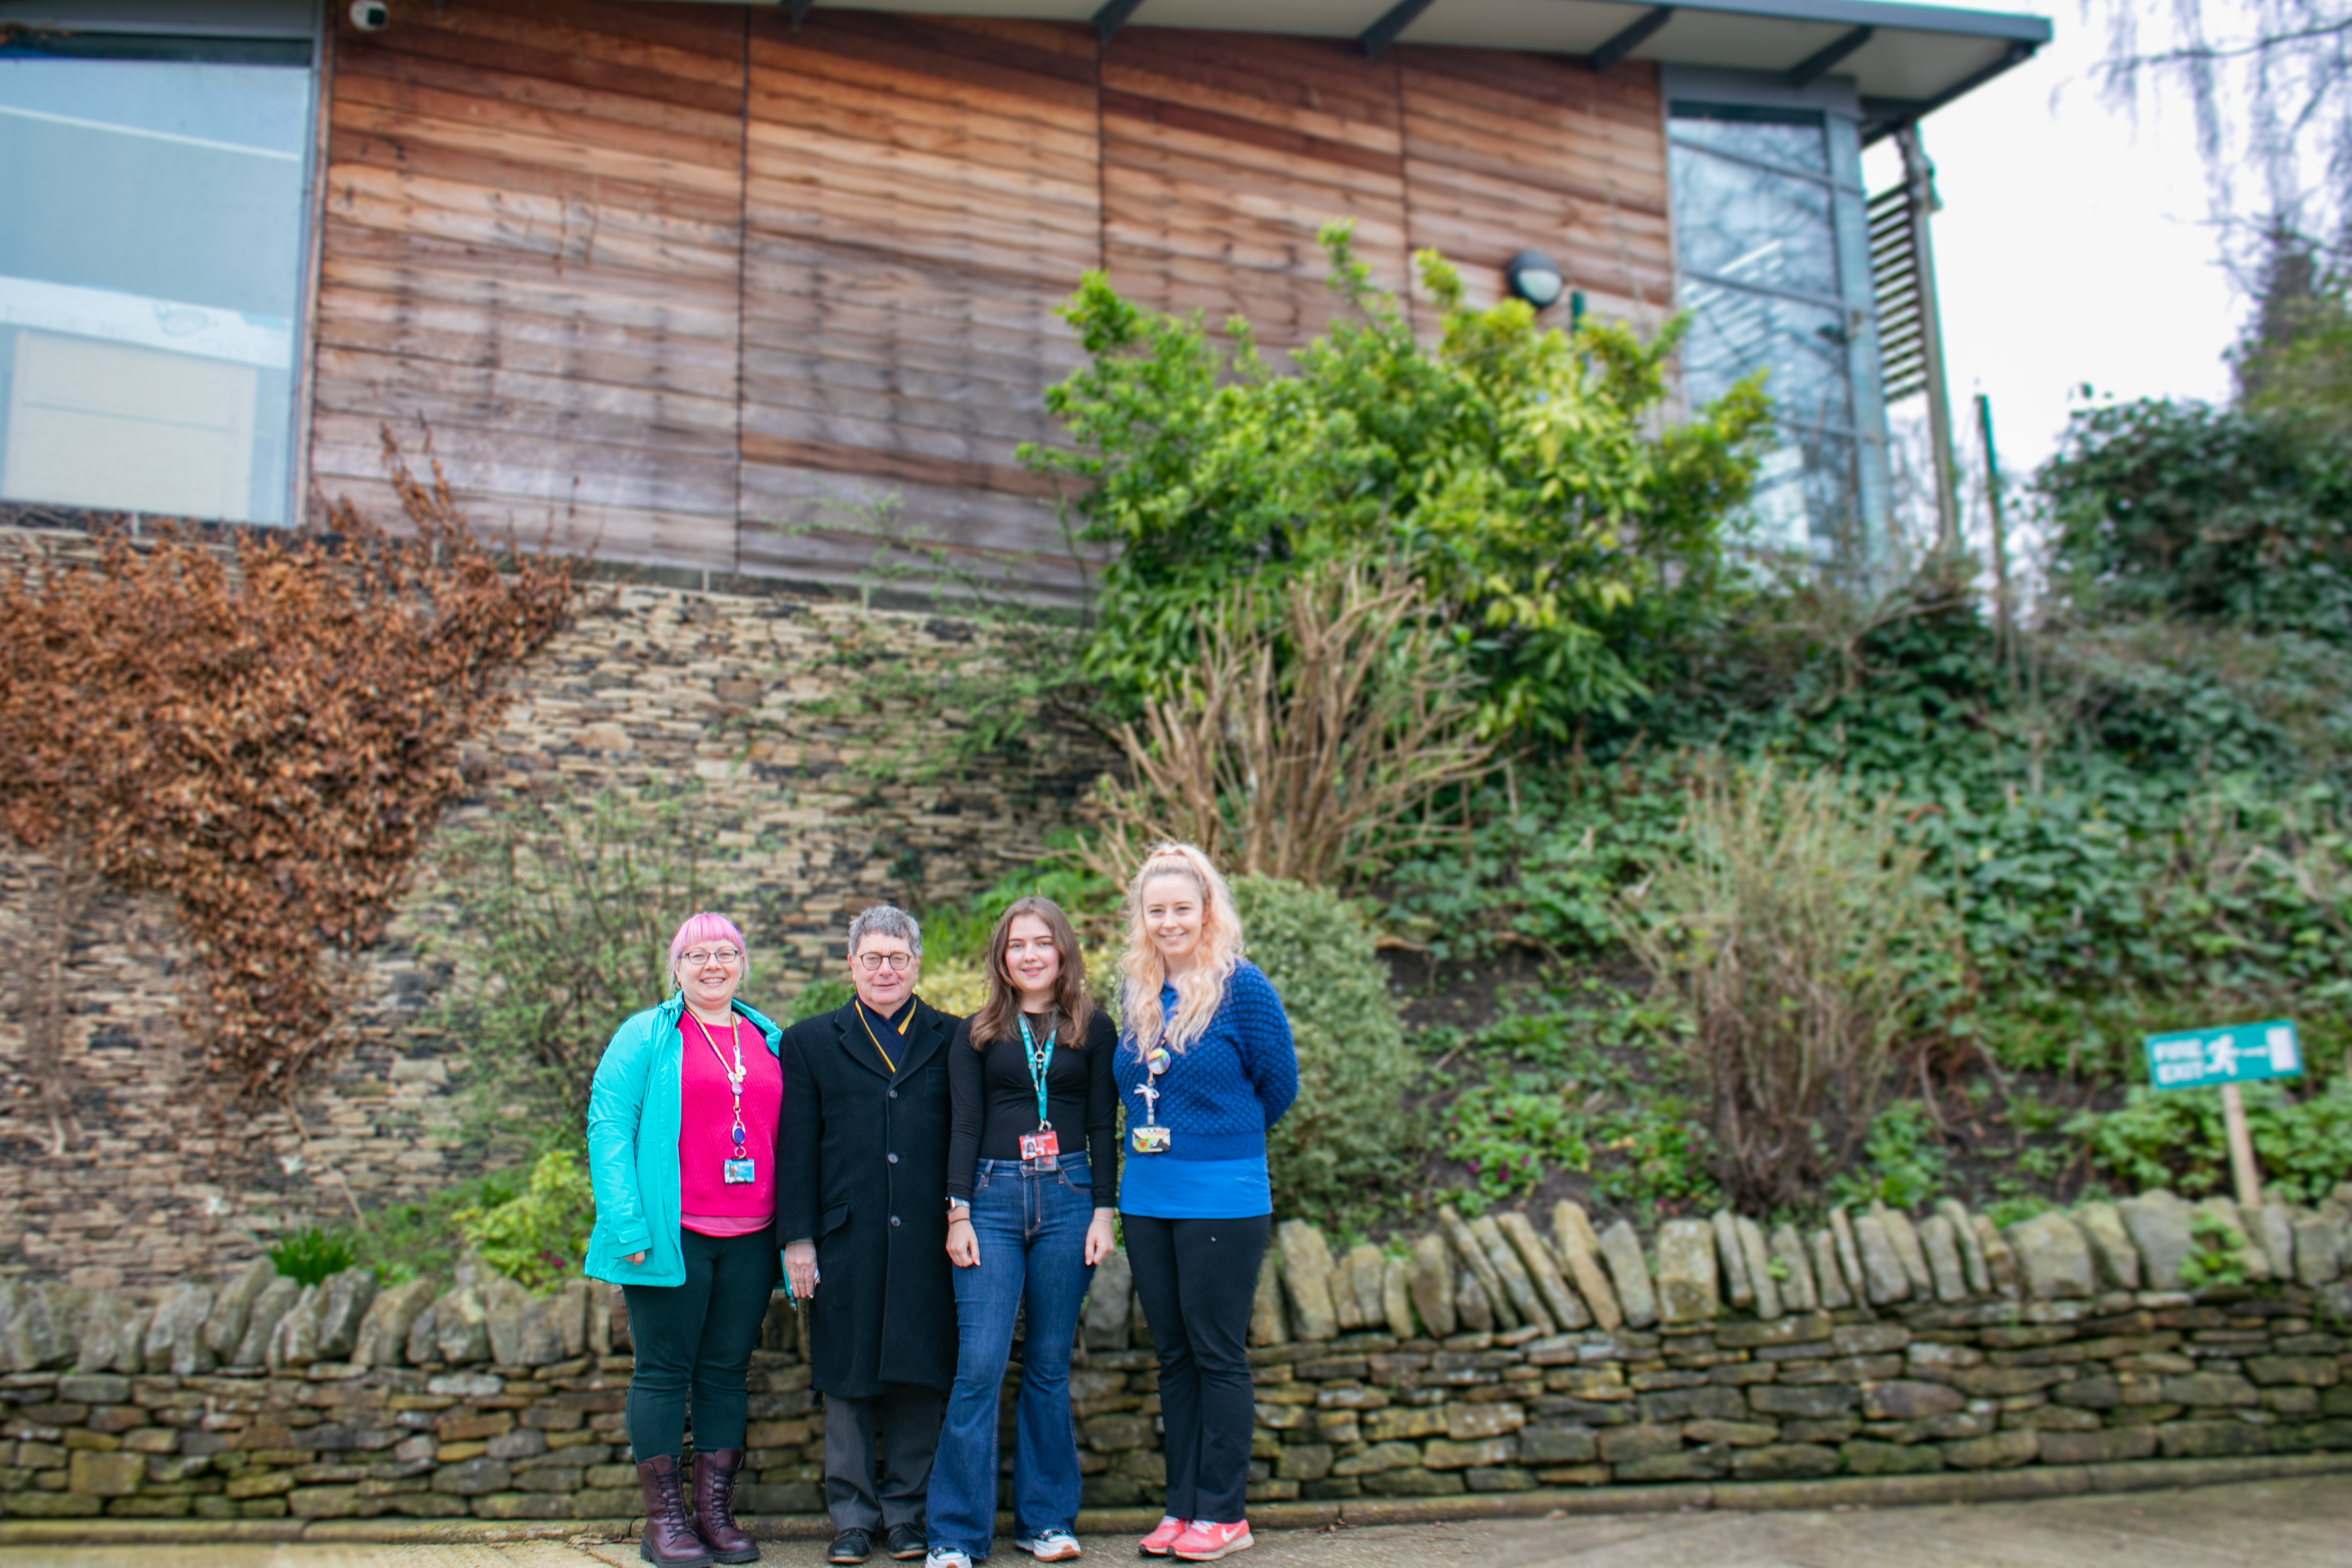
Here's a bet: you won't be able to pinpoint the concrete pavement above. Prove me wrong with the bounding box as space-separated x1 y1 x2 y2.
2 1475 2345 1568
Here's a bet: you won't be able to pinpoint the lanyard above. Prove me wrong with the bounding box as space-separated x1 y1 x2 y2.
858 1000 910 1074
1017 1011 1055 1129
689 1011 749 1152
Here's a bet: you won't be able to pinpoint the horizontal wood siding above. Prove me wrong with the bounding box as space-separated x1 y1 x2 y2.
736 10 1099 598
311 0 747 567
309 7 1675 584
1399 49 1671 331
1102 28 1410 353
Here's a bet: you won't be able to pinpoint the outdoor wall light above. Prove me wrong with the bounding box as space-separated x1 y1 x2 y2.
1504 249 1565 309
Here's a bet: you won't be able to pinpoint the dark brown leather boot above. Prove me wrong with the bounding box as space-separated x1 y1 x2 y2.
636 1453 715 1568
692 1448 760 1564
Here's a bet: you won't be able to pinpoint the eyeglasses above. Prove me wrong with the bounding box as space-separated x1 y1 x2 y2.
856 951 915 972
680 948 742 967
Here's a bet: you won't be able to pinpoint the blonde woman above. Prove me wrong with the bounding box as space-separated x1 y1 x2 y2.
1112 845 1298 1563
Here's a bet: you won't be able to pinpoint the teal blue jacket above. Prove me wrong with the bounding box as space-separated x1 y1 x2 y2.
582 992 785 1287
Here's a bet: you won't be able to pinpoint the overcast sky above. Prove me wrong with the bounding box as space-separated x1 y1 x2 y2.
1859 1 2243 481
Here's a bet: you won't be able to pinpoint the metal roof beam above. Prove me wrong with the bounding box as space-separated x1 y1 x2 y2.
1590 5 1675 72
1093 0 1148 45
1788 24 1871 86
1359 0 1436 58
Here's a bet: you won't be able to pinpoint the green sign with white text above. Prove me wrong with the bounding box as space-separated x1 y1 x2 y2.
2142 1020 2303 1091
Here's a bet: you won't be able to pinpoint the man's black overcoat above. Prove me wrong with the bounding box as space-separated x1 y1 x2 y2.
773 997 959 1398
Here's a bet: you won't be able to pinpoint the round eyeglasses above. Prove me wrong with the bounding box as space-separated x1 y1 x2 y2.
856 951 915 972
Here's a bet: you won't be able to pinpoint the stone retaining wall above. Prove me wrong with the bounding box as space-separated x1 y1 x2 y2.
3 1186 2350 1522
0 522 1106 1289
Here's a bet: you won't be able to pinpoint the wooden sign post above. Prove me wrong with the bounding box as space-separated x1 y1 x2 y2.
2143 1021 2302 1211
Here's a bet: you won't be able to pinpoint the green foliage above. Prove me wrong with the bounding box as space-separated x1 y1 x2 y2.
788 975 855 1025
1828 1101 1949 1212
2181 1208 2251 1290
1231 876 1422 1226
269 1228 356 1287
423 787 712 1140
452 1148 596 1293
1432 981 1716 1219
1024 225 1771 741
773 493 1098 788
347 1170 525 1287
2066 1079 2352 1205
2042 398 2352 640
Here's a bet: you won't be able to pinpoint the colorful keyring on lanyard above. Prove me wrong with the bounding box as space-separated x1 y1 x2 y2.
1131 1045 1172 1154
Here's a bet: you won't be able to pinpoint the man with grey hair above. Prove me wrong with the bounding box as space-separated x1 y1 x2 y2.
776 905 960 1564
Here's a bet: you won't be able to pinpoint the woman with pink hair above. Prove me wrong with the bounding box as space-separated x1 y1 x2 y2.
586 912 786 1568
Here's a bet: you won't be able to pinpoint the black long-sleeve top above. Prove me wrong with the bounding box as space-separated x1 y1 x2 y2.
945 1008 1119 1207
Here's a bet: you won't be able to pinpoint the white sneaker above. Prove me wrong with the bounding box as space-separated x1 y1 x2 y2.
1017 1531 1082 1562
927 1550 974 1568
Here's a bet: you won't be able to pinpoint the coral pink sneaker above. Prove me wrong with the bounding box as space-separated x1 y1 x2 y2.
1137 1517 1186 1557
1169 1522 1252 1562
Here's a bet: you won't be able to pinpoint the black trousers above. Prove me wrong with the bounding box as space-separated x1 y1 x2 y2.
823 1383 947 1534
1123 1213 1271 1525
622 1228 780 1462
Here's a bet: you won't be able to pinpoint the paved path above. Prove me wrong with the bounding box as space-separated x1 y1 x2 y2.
5 1476 2346 1568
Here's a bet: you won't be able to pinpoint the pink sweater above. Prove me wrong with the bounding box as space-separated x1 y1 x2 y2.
677 1013 782 1238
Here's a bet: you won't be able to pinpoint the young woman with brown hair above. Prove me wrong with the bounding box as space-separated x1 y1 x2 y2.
924 897 1119 1568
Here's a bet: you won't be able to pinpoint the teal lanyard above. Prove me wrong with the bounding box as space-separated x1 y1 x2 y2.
1017 1012 1054 1128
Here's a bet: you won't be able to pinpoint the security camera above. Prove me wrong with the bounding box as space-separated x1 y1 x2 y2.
350 1 389 30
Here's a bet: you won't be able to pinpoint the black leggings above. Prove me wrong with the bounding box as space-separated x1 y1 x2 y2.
623 1228 779 1461
1123 1213 1271 1525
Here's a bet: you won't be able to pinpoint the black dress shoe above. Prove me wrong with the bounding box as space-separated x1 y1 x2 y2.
828 1530 872 1564
885 1523 927 1561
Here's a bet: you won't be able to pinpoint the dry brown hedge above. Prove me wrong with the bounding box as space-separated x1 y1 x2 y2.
0 432 574 1101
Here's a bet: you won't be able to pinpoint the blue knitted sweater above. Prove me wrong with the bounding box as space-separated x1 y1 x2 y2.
1114 961 1299 1217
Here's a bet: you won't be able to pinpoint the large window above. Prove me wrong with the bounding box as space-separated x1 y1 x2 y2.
0 24 314 524
1668 97 1886 560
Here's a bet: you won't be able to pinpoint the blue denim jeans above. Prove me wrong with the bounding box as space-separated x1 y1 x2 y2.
927 1154 1097 1558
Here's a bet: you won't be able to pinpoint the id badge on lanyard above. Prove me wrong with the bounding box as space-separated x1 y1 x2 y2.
694 1014 757 1184
1017 1013 1061 1171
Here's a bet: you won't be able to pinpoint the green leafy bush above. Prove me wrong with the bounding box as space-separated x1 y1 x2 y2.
1233 876 1421 1225
269 1228 356 1287
424 787 714 1139
1829 1101 1950 1211
2067 1079 2352 1204
1025 225 1769 741
452 1148 596 1293
1432 982 1715 1218
2181 1208 2252 1290
2042 398 2352 640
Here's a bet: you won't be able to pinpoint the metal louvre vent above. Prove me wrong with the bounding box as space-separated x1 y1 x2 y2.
1871 184 1926 402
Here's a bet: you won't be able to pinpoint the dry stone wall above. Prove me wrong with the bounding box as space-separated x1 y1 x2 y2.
3 1187 2349 1522
0 522 1106 1289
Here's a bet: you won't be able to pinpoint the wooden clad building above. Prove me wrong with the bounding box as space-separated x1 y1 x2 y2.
0 0 2051 589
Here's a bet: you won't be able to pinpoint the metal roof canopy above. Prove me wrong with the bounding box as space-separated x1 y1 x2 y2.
806 0 2051 139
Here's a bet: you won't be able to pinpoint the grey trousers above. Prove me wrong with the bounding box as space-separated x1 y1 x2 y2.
823 1383 947 1534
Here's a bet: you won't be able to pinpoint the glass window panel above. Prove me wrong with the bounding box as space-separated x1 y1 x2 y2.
1745 431 1858 556
1679 285 1853 434
1670 107 1830 176
1668 142 1839 301
0 56 309 524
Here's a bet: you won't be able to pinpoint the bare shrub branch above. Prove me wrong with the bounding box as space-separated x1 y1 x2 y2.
1619 762 1962 1210
1082 559 1492 890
